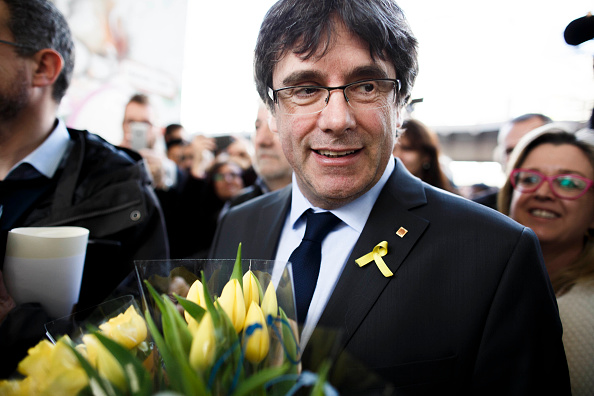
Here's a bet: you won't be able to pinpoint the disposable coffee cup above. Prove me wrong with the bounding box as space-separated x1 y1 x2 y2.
4 227 89 318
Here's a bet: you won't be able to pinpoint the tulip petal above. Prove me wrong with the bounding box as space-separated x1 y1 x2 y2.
243 271 260 311
189 314 216 372
243 302 270 364
261 283 278 322
218 279 246 333
184 279 206 324
99 305 147 350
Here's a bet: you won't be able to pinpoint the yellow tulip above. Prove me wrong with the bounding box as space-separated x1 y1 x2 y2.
189 313 216 372
99 305 147 349
18 339 54 377
185 279 206 332
242 302 270 364
242 271 260 311
217 279 246 333
83 334 126 391
0 377 33 396
261 282 278 321
13 336 88 396
42 366 88 396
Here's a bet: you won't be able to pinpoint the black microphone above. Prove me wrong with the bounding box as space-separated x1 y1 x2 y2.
564 13 594 46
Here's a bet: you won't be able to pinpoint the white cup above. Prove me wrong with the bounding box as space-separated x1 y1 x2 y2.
3 227 89 318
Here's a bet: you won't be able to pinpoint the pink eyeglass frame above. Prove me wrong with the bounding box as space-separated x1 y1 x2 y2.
510 168 594 200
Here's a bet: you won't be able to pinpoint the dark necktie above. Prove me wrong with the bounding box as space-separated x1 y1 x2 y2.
289 209 341 323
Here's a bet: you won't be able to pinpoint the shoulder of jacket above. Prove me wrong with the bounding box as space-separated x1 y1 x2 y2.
66 128 151 184
67 128 141 164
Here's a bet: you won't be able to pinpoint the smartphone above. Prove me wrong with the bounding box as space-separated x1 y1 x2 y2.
214 135 233 154
130 122 150 151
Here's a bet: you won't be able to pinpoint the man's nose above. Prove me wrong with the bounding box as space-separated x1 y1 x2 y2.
317 90 356 133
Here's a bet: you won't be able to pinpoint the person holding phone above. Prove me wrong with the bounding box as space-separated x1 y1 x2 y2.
120 93 178 190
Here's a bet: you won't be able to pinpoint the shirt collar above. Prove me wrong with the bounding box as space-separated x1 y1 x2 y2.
290 158 395 232
6 119 71 180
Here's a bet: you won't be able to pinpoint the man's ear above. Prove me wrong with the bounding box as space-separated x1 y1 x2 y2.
394 107 403 129
268 113 278 134
31 49 63 88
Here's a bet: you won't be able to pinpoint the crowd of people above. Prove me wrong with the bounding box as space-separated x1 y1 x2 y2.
1 0 593 394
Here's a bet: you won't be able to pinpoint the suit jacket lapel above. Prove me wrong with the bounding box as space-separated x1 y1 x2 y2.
251 185 292 259
315 160 430 353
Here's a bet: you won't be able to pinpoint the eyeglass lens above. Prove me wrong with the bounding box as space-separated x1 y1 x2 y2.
276 79 396 115
214 173 241 182
512 170 591 199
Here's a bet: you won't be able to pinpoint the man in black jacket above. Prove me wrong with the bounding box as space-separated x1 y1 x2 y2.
0 0 169 377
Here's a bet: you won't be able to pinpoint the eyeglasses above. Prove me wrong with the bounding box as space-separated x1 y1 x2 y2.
268 78 400 116
213 172 242 182
0 39 35 50
510 169 594 200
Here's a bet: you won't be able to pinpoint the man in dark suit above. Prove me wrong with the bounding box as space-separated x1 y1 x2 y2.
210 0 570 393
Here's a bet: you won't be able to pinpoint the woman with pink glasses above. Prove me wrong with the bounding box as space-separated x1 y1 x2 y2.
498 124 594 396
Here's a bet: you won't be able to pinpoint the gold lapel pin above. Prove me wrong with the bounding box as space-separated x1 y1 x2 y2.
396 227 408 238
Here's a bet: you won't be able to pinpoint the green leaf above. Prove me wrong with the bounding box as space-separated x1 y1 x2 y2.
144 281 192 365
201 271 221 329
144 308 208 395
231 243 243 289
144 283 208 395
174 294 206 322
310 359 332 396
93 332 154 396
144 281 176 343
279 307 299 370
206 299 243 394
162 296 193 355
232 363 291 396
66 337 121 396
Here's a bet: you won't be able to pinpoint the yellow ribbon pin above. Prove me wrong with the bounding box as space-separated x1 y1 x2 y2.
355 241 393 277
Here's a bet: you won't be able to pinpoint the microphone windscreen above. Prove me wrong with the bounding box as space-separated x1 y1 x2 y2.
564 14 594 45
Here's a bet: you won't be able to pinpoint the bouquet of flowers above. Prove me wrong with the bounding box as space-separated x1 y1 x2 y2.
0 244 335 396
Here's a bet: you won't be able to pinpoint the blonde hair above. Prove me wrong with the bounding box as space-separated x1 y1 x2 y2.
498 124 594 294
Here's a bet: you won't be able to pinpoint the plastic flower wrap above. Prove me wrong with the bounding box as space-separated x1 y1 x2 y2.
136 243 310 395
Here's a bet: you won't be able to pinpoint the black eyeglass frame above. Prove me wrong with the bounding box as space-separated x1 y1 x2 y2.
268 78 401 115
0 38 36 51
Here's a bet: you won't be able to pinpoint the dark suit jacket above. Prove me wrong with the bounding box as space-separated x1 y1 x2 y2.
209 159 570 395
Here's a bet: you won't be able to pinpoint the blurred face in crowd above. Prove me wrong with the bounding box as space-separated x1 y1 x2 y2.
181 144 195 171
121 101 159 149
509 143 594 250
166 142 185 167
501 117 548 166
254 106 292 187
393 134 427 178
166 126 187 143
212 163 244 201
270 21 401 209
226 138 253 170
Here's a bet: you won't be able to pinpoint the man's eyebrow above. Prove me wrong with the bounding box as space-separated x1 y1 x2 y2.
278 65 392 88
280 70 326 87
345 65 391 81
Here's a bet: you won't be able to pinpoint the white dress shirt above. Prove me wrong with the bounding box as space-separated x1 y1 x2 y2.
5 119 71 181
274 159 395 347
